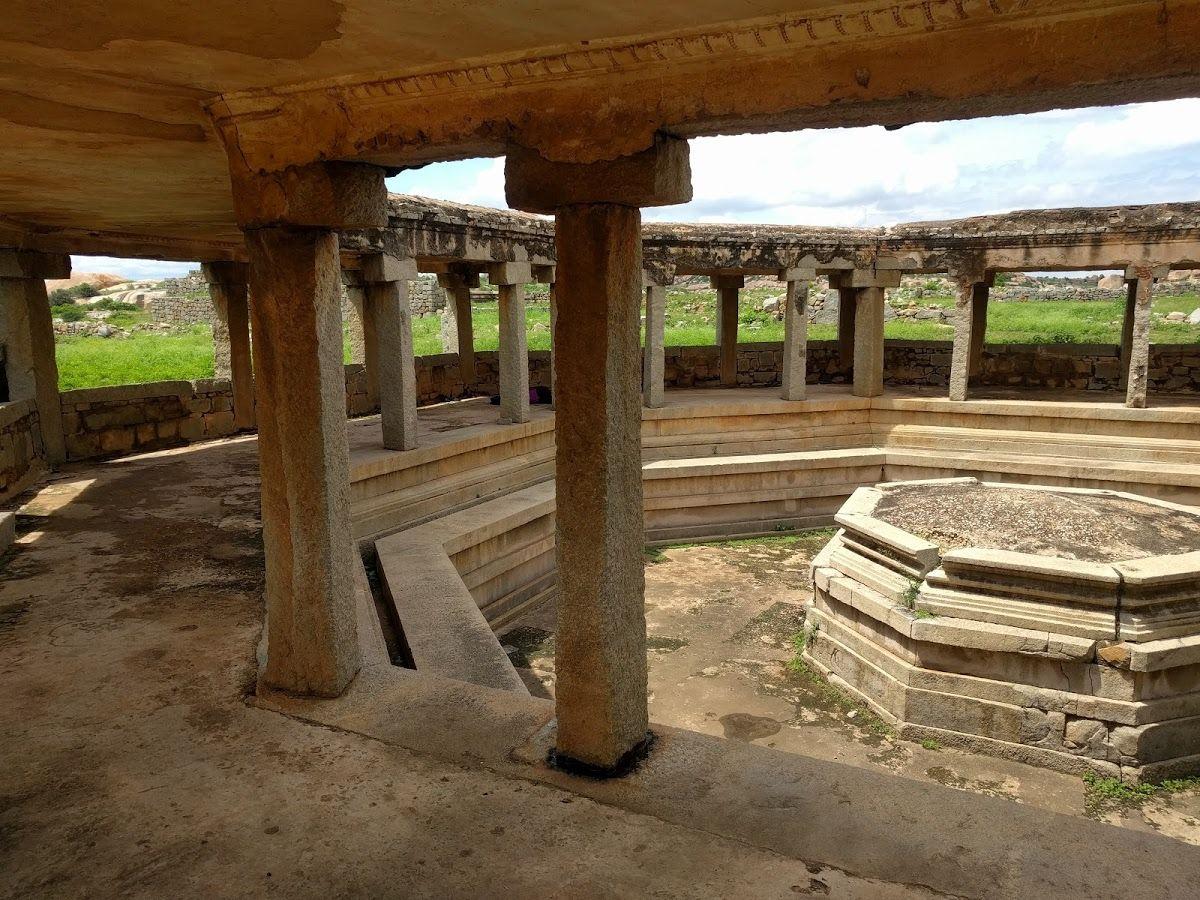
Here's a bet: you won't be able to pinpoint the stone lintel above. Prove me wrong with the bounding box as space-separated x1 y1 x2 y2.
505 134 691 214
532 265 556 284
835 269 902 289
231 161 389 230
778 267 816 283
361 253 419 284
1124 264 1170 281
488 261 533 285
710 274 745 291
437 270 482 290
642 260 676 288
201 261 249 286
0 249 71 281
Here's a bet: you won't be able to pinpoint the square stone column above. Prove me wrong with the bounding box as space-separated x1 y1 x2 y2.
246 227 362 696
853 286 886 397
202 262 255 430
363 254 419 451
712 274 744 387
969 282 990 377
548 282 559 410
948 273 993 402
506 134 691 774
836 282 857 367
1119 277 1139 391
642 275 672 408
437 270 478 389
0 249 70 465
1124 264 1168 408
231 159 388 698
342 274 378 410
490 261 533 424
779 268 815 401
842 269 899 398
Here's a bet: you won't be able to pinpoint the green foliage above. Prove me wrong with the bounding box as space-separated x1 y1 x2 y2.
913 609 937 620
1081 772 1200 817
48 282 99 304
787 641 895 740
920 738 942 751
901 581 921 609
89 298 139 312
642 546 668 565
56 326 214 390
51 304 87 322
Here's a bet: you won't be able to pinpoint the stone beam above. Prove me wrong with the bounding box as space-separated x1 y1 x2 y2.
213 3 1200 175
504 135 691 214
231 161 389 231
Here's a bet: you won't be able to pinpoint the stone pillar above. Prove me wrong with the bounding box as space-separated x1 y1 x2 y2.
437 270 478 389
506 134 691 773
1124 264 1168 409
342 274 378 409
836 281 857 367
0 250 69 465
853 287 885 398
779 268 815 401
642 269 672 408
948 273 992 402
712 274 743 387
202 262 255 430
230 159 388 698
842 269 899 399
549 282 559 410
535 265 557 408
363 253 419 450
969 282 990 377
490 261 533 424
1119 277 1139 390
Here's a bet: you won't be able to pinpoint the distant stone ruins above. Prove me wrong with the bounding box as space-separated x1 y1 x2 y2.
5 1 1200 896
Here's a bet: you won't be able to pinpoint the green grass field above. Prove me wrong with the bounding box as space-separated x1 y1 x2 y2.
54 289 1200 390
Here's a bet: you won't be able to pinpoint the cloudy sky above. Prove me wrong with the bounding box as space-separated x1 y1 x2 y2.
80 98 1200 279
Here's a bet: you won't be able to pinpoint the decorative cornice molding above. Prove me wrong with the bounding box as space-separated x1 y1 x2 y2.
210 0 1071 123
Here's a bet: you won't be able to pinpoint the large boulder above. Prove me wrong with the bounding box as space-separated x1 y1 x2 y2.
1097 274 1125 290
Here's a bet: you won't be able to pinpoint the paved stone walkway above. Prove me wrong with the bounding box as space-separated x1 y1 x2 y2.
502 534 1200 844
0 437 926 899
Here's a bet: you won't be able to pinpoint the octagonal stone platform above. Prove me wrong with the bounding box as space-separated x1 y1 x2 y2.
804 477 1200 780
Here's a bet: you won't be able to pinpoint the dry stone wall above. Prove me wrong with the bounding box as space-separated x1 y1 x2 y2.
0 399 44 500
60 380 241 461
663 341 1200 394
37 340 1200 465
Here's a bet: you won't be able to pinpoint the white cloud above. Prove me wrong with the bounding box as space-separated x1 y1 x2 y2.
1063 99 1200 158
71 256 195 281
374 98 1200 229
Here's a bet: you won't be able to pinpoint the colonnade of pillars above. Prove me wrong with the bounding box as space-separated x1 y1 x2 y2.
641 266 893 405
0 184 1179 775
204 251 557 454
949 264 1165 408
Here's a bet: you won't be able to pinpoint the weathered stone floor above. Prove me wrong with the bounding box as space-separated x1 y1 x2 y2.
0 438 923 899
501 533 1200 845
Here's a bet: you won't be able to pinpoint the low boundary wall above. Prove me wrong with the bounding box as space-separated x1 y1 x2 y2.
2 339 1193 469
0 399 44 501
